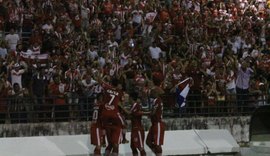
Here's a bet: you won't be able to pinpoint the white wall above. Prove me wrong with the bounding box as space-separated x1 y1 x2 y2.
0 129 240 156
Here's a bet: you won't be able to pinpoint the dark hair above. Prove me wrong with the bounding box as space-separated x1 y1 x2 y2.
130 92 139 101
111 77 119 87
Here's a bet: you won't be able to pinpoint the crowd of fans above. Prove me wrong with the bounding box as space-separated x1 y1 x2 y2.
0 0 270 122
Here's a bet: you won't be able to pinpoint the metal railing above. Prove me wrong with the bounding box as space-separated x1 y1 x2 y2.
0 93 269 124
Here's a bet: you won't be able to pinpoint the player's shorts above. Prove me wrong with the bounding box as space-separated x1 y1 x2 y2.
146 122 165 146
105 125 123 145
131 127 145 148
102 112 125 128
90 123 103 146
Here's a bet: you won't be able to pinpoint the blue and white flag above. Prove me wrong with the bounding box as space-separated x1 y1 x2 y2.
176 77 192 108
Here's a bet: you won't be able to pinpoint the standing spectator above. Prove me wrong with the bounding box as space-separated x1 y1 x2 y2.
0 41 7 59
202 81 218 115
31 67 49 121
81 73 98 118
102 0 113 19
131 6 144 34
0 74 11 123
7 82 29 123
81 74 97 99
42 20 54 34
235 60 254 113
5 28 20 51
65 62 81 120
130 92 148 156
48 75 67 121
21 7 34 38
81 2 90 31
186 60 204 114
0 0 8 38
146 86 165 156
225 66 237 113
10 63 25 88
149 42 163 61
0 59 7 76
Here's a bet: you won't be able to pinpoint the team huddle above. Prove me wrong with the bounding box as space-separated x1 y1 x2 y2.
90 77 165 156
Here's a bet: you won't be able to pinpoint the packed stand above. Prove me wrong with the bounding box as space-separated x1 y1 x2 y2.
0 0 270 123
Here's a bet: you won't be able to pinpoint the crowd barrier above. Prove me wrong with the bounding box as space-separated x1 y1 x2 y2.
0 93 269 124
0 129 239 156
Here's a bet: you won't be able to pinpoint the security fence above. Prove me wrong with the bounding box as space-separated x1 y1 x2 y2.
0 93 269 124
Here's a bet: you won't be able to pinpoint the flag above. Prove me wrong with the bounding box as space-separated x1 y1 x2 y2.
176 77 192 108
20 52 49 65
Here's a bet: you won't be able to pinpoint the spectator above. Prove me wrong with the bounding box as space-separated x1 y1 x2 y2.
0 0 269 121
225 65 237 114
81 74 98 99
7 82 29 123
48 75 67 121
42 20 54 34
235 60 254 113
65 62 81 120
0 73 11 123
31 67 49 121
0 41 7 59
149 42 164 61
0 59 7 76
5 28 20 51
10 63 25 88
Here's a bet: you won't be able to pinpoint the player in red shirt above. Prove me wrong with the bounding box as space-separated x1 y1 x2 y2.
100 77 128 156
146 87 165 156
90 94 104 156
130 92 149 156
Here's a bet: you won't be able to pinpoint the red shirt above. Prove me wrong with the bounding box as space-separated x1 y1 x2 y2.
103 2 113 15
130 102 143 129
151 97 163 123
48 82 66 105
101 83 123 116
92 100 103 126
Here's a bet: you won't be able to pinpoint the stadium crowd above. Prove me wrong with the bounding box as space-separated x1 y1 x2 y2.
0 0 270 123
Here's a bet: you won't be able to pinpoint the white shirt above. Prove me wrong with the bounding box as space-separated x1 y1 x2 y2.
82 79 97 88
11 69 25 88
98 57 106 67
0 47 7 59
42 23 54 33
87 49 98 60
120 53 129 67
226 70 236 90
149 46 162 60
5 34 20 50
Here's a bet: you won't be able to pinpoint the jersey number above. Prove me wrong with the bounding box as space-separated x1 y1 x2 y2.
92 110 98 121
108 94 116 105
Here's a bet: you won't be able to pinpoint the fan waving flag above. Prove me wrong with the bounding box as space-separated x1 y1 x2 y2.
176 77 192 108
20 52 49 66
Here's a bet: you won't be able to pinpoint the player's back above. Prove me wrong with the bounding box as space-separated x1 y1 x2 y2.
131 102 143 129
151 97 163 123
102 83 123 116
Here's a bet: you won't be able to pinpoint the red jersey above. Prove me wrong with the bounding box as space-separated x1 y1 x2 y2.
130 102 143 129
91 100 104 146
150 98 163 123
101 83 123 117
92 100 102 126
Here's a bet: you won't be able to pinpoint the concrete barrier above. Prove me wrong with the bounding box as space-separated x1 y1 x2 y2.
0 129 239 156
